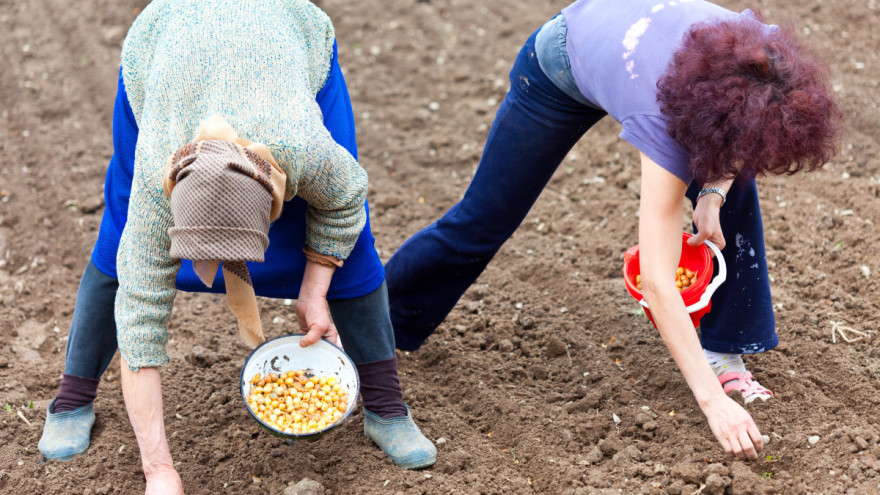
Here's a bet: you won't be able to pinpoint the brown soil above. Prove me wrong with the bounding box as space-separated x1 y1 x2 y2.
2 0 879 494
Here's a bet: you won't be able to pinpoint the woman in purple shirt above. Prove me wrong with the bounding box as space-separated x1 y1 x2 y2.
385 0 841 460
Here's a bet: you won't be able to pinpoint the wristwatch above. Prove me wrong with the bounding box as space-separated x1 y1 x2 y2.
697 187 727 207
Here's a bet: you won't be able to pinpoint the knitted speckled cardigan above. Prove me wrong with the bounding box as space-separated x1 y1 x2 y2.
116 0 368 370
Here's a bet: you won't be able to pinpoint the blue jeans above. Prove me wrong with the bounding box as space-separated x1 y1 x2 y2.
64 262 119 379
385 23 777 355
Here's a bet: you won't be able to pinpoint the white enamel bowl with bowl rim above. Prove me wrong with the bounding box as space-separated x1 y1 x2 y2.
240 334 360 440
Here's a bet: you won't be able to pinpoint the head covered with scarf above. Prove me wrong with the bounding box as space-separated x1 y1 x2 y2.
162 116 287 348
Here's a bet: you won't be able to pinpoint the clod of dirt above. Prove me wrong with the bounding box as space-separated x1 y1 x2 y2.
851 435 869 452
616 444 641 462
568 390 603 413
597 436 623 456
544 338 567 358
370 193 403 210
584 445 603 464
420 347 450 367
703 473 732 494
285 477 324 495
79 196 105 214
820 215 836 229
633 411 653 427
670 461 703 485
186 345 219 368
439 449 471 474
703 463 730 478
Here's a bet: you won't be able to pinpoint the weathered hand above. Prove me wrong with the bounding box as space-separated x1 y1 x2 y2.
144 463 184 495
296 295 339 347
701 394 763 460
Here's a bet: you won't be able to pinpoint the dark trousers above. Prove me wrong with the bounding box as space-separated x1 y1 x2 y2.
385 30 777 355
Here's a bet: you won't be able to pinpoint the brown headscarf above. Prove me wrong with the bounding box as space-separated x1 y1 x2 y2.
163 116 286 348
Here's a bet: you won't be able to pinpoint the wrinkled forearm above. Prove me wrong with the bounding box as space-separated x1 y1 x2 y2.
120 359 175 474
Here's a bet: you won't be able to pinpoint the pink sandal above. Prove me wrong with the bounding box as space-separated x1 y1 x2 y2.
718 371 773 404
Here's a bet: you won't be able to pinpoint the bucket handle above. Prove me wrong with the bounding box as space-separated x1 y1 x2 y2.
639 240 727 313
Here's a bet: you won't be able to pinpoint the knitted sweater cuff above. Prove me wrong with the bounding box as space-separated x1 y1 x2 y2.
119 342 170 372
304 209 365 260
303 245 344 268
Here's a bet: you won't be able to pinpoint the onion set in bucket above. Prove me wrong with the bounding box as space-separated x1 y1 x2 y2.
240 334 360 440
623 232 726 328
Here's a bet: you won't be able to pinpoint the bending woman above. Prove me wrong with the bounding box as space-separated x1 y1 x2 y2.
385 0 841 460
38 0 436 491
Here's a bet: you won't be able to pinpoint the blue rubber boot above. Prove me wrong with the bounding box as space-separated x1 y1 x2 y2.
38 399 95 461
363 405 436 469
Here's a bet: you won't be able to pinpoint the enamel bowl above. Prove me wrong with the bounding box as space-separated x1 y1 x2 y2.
240 334 359 439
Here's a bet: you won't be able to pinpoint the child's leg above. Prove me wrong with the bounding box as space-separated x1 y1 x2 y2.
687 179 776 402
328 281 437 469
384 30 605 351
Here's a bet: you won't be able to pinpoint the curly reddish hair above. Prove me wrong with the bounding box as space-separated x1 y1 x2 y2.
657 12 843 185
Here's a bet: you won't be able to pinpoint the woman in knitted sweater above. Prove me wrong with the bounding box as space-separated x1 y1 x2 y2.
38 0 435 491
385 0 841 461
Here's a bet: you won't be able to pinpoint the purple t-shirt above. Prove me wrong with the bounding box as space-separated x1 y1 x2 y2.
561 0 772 184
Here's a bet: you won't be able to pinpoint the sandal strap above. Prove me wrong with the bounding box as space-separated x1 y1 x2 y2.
717 371 773 398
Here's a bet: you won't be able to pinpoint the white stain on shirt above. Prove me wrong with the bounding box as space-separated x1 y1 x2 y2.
622 17 652 79
651 3 665 13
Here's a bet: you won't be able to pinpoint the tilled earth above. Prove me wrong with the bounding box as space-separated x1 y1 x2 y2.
1 0 879 494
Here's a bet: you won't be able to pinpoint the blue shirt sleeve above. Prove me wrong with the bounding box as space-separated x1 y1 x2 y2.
91 68 140 277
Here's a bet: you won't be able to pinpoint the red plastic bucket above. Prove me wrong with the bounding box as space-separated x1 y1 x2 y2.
622 232 726 329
